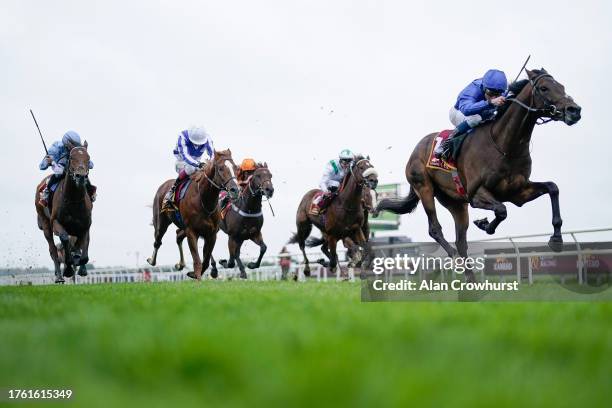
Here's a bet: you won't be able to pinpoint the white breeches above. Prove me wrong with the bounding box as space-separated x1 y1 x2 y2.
449 107 482 128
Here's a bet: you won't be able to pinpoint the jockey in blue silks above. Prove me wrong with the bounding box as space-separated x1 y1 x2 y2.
162 126 215 210
436 69 509 160
38 131 96 207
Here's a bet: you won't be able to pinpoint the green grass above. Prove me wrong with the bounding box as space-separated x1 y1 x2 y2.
0 281 611 407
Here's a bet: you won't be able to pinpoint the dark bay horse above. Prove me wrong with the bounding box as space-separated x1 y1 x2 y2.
374 68 581 280
289 156 379 276
147 149 239 280
214 164 275 279
35 145 93 283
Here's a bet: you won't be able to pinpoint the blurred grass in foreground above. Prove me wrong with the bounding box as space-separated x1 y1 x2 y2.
0 281 611 407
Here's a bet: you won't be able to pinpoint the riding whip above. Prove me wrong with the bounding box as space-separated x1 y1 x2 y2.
513 55 531 84
29 109 48 155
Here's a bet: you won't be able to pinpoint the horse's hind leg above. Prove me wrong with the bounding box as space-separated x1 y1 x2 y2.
446 202 475 282
471 187 507 235
175 229 186 270
247 232 267 270
210 254 218 279
415 184 456 257
147 214 171 266
201 232 218 279
510 181 563 252
228 238 247 279
296 217 313 278
42 218 63 283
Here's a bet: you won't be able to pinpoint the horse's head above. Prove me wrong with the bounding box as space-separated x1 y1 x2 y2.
211 149 239 199
249 163 274 199
68 145 90 188
350 155 378 190
526 68 582 125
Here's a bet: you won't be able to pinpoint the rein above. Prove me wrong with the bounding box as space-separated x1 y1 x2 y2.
197 161 236 215
233 170 273 218
489 73 560 157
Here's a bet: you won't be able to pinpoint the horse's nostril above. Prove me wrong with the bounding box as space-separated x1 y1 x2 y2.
567 105 581 115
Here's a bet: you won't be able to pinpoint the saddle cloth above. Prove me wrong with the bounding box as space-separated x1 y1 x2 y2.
175 179 192 204
426 130 457 172
309 191 325 215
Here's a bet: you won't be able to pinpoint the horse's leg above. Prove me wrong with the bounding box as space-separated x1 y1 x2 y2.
470 187 507 235
147 214 171 266
447 203 474 282
220 238 237 269
247 232 267 269
75 231 90 276
415 185 456 256
229 238 247 279
42 219 63 283
53 220 74 278
210 254 218 279
327 236 340 278
296 218 313 277
510 181 563 252
175 229 186 270
185 229 203 280
318 239 331 267
201 232 217 278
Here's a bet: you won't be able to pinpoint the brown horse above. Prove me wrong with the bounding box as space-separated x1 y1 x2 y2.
147 149 239 280
289 156 379 276
214 164 275 279
35 145 93 283
374 68 581 280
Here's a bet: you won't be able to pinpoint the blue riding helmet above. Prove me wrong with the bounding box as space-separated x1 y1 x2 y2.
482 69 508 93
62 130 82 146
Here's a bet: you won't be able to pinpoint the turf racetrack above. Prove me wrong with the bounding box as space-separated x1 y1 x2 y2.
1 281 610 407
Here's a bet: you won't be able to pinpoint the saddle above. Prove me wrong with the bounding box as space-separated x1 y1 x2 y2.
167 179 192 228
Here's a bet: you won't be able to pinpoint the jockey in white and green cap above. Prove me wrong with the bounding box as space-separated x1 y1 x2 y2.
315 149 354 212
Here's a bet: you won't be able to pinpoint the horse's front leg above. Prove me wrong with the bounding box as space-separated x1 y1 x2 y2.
175 229 186 270
510 181 563 252
201 231 218 278
327 236 340 278
185 229 203 280
247 232 267 270
42 219 63 283
470 187 508 235
229 238 247 279
53 220 74 278
75 230 90 276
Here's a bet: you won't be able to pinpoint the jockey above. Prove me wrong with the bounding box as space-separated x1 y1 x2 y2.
237 158 257 190
315 149 354 211
436 69 508 159
162 126 214 210
38 131 95 207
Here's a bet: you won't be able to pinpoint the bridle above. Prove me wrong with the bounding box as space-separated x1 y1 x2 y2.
197 159 237 215
489 73 563 157
232 168 273 218
349 159 377 188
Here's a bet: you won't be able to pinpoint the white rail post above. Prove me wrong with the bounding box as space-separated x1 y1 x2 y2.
509 238 521 283
570 232 584 285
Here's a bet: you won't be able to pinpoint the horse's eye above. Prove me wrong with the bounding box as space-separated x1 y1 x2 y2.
539 86 548 92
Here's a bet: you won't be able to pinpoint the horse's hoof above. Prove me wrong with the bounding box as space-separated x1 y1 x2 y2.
473 218 489 231
174 263 184 271
246 262 258 270
210 269 218 279
219 259 228 268
303 267 311 277
316 258 329 267
63 267 74 278
186 271 197 280
239 272 248 280
78 266 88 276
548 236 563 253
55 276 65 284
147 257 156 266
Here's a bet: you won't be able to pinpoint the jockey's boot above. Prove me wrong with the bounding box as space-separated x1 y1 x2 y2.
318 191 337 213
439 121 471 161
86 179 97 202
219 191 230 210
162 171 187 212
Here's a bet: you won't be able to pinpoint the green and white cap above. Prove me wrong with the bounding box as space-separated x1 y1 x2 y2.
338 149 354 160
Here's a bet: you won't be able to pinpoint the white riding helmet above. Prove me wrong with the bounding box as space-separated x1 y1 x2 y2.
187 126 210 145
62 130 82 146
338 149 354 161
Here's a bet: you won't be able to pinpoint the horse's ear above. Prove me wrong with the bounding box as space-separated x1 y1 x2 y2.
263 162 268 168
83 140 88 149
526 69 536 79
367 155 370 160
540 67 548 74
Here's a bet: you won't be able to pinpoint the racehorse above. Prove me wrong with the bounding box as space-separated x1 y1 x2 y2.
374 68 581 281
147 149 239 280
35 145 93 283
213 163 275 279
289 155 378 277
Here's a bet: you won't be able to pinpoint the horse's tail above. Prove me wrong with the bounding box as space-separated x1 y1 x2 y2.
374 186 420 215
305 236 325 248
287 232 299 245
